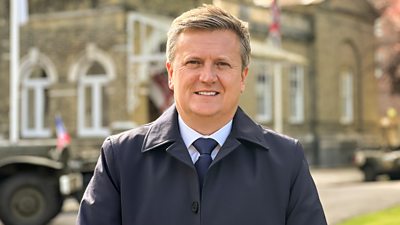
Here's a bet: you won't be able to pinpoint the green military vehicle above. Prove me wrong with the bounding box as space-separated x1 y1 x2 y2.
0 142 84 225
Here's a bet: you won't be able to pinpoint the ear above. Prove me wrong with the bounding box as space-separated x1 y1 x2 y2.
240 67 249 93
166 61 174 90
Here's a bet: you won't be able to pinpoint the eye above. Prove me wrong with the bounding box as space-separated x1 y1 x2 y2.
187 60 200 64
185 60 201 68
216 61 231 69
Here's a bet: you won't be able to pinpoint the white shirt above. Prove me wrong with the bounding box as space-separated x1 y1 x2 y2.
178 115 232 164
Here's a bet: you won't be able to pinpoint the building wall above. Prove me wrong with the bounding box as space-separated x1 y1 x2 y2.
23 7 128 154
309 0 379 165
0 0 380 166
227 0 379 166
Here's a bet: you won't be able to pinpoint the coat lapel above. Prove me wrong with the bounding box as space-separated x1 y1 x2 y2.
141 105 194 168
212 107 270 166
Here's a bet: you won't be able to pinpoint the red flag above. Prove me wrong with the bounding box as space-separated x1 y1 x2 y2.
55 116 71 151
268 0 281 47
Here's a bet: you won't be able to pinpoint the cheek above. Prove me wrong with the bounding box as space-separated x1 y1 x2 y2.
225 75 245 93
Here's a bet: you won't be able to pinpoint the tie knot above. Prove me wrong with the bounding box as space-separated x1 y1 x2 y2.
193 138 218 155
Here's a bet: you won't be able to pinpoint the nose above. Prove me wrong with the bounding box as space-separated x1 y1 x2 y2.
199 63 217 83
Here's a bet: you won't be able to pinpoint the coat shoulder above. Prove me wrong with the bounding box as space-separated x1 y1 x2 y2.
260 125 299 148
101 122 154 154
110 123 151 143
257 125 305 166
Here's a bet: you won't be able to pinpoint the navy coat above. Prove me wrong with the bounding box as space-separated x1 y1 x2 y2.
78 106 327 225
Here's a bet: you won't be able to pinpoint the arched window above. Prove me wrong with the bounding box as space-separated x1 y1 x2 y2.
69 44 115 137
338 41 359 125
20 49 57 138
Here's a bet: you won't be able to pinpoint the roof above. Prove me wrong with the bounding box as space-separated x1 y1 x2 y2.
252 0 325 8
251 40 308 65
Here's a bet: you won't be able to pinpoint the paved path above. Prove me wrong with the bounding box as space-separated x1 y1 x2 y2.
311 167 400 225
311 167 364 187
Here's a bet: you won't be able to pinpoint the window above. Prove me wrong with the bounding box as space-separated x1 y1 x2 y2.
340 71 353 124
21 66 52 137
70 44 116 137
289 65 304 124
374 18 383 38
77 62 110 137
20 49 57 138
254 60 273 123
374 51 384 79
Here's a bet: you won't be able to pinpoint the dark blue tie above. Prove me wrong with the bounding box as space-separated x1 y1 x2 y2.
193 138 218 190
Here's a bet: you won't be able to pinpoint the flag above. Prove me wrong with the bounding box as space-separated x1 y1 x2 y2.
268 0 281 47
17 0 29 25
55 115 71 151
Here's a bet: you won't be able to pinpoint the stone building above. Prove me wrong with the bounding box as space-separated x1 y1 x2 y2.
274 0 379 165
212 0 380 166
0 0 379 166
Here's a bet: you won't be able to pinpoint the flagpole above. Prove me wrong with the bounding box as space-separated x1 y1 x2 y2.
10 0 20 144
274 61 283 133
268 0 283 133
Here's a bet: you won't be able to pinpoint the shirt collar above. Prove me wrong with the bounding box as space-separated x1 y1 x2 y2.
178 115 232 148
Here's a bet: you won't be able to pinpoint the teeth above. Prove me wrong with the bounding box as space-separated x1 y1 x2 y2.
197 91 217 96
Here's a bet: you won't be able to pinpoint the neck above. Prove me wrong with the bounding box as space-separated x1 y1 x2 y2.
179 113 235 135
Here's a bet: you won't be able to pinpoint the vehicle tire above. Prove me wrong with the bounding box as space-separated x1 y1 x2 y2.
363 166 377 182
0 173 64 225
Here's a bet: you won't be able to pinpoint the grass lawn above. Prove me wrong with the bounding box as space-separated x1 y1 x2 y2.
337 205 400 225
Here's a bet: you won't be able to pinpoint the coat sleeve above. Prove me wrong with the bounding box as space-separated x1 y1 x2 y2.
286 141 327 225
77 138 122 225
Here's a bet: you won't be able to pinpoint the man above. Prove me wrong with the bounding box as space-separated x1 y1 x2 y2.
78 5 327 225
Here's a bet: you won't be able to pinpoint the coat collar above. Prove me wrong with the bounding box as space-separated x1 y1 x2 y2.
141 105 182 152
230 107 271 151
141 105 270 154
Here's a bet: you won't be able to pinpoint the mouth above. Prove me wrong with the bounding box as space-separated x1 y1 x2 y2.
195 91 219 96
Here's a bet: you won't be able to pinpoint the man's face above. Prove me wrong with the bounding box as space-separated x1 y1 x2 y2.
166 29 248 126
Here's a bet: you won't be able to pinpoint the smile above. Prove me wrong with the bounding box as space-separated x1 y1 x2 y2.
195 91 218 96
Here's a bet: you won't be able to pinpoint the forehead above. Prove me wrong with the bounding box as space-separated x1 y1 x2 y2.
177 28 238 40
175 29 241 55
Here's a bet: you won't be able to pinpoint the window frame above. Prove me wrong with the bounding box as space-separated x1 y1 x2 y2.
340 70 354 124
254 60 273 123
288 64 305 124
21 77 52 138
77 73 110 137
19 49 57 138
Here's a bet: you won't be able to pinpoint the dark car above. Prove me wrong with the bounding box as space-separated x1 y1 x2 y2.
354 147 400 181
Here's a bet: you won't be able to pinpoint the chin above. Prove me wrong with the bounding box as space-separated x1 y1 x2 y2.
193 109 218 117
190 106 220 117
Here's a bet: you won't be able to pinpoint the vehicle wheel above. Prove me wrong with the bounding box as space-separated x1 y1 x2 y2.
0 173 64 225
363 166 377 182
